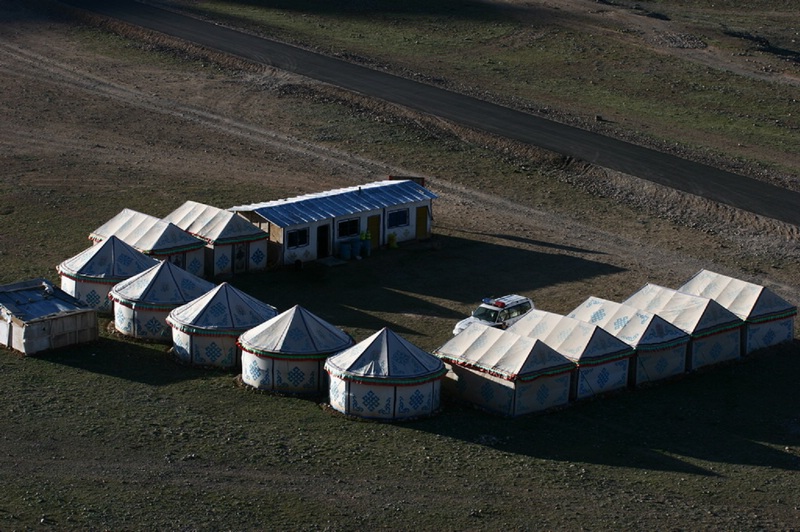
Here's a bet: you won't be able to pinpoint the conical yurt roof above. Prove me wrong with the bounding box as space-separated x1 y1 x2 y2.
109 260 216 309
434 323 575 382
90 208 205 255
57 235 159 283
622 283 741 336
163 200 267 245
238 305 354 359
568 296 689 351
678 269 797 322
507 309 633 364
167 282 278 335
324 327 446 384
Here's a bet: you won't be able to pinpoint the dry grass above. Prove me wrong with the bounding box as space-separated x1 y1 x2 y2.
1 1 799 529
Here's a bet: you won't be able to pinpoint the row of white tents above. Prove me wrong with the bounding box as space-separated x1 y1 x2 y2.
1 264 795 421
434 270 796 417
2 188 796 422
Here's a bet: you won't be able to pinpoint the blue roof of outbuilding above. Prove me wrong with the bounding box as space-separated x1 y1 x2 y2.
228 180 437 228
0 278 91 322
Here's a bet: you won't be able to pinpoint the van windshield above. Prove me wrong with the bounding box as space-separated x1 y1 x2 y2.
472 306 499 322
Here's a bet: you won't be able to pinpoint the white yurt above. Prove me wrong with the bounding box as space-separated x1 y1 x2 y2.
508 309 634 401
623 283 743 371
163 201 269 278
108 261 216 342
324 327 447 421
90 208 207 277
678 269 796 354
166 282 278 369
433 323 576 417
238 305 355 394
568 297 690 387
57 235 159 313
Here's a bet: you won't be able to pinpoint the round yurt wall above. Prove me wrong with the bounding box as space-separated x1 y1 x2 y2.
324 327 446 421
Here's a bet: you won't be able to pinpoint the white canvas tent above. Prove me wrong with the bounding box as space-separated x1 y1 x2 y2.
507 309 634 401
0 278 98 355
239 305 354 394
166 282 278 368
678 269 796 354
324 327 446 420
623 283 743 371
163 201 269 278
568 297 690 387
433 323 575 417
108 261 216 342
230 179 438 267
90 208 206 277
57 235 159 313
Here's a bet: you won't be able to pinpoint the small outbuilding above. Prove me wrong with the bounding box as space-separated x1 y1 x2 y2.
229 179 438 267
57 235 159 313
623 283 743 371
166 282 278 369
324 327 446 421
678 269 796 355
90 208 207 277
433 323 576 417
508 309 634 401
108 261 216 342
568 297 690 387
163 201 269 278
0 278 98 355
238 305 355 394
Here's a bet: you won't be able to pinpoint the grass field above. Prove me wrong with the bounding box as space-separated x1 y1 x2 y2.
1 0 799 529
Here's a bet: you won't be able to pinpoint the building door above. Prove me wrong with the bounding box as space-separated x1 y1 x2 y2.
415 206 430 239
317 224 330 258
367 215 381 247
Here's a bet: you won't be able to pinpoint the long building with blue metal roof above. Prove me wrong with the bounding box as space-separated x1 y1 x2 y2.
229 179 437 266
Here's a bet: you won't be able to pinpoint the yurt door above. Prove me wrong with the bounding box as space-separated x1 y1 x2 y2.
234 243 247 273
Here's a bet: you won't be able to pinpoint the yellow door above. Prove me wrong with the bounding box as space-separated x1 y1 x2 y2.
368 215 381 247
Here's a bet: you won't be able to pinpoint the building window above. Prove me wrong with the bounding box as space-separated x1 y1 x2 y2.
337 218 360 239
287 228 309 248
387 208 409 228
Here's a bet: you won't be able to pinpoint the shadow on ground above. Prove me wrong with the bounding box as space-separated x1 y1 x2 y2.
411 341 800 474
234 233 625 336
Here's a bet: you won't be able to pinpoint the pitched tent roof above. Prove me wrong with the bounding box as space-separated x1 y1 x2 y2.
324 327 446 384
568 296 690 351
57 235 159 283
109 261 216 310
238 305 354 359
0 278 91 322
163 200 267 245
229 179 438 228
434 323 575 382
507 309 633 364
90 208 205 255
678 269 797 323
166 282 278 335
622 283 742 337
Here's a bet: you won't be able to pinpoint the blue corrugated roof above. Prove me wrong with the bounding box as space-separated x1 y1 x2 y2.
0 278 90 322
229 180 437 228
